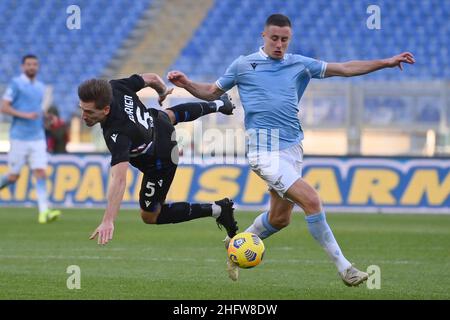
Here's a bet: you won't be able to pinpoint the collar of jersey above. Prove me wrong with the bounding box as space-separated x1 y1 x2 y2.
259 46 286 61
20 73 35 84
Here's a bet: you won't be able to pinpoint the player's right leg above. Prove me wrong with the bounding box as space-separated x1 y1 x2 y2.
248 143 367 286
242 147 299 240
223 149 298 281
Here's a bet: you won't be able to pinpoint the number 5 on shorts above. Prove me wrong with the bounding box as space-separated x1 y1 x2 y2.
145 181 155 197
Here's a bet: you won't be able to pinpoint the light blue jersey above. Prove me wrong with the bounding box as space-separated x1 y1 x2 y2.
2 74 46 140
216 47 327 151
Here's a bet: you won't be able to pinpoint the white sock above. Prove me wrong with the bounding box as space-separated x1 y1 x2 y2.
35 178 49 214
305 211 352 273
211 204 221 218
245 211 279 240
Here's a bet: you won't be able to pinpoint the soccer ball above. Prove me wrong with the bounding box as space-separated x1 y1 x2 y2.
227 232 265 268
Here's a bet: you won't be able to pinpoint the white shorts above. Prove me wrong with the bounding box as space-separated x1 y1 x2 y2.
8 139 48 174
247 143 304 198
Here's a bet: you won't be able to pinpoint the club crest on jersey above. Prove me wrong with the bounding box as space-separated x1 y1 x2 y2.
110 133 118 142
124 95 136 123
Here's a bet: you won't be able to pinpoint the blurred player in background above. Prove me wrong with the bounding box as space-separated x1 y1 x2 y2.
78 73 238 245
0 54 61 224
168 14 415 286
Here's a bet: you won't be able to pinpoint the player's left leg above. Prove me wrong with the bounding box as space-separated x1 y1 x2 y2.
141 199 237 237
286 179 368 286
244 190 294 239
30 140 61 224
241 144 303 241
223 146 301 281
163 93 235 125
138 162 238 238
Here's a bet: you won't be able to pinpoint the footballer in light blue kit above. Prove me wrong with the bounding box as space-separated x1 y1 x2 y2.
0 55 61 223
168 14 415 286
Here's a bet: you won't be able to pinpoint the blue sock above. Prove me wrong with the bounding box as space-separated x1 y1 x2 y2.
245 211 279 240
35 178 49 214
306 211 351 273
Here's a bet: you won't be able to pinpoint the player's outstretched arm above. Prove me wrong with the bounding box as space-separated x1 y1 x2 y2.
1 99 39 120
89 161 128 245
325 52 415 78
167 71 224 101
140 73 174 106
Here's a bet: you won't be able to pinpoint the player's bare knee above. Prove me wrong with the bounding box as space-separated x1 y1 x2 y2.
140 210 160 224
275 217 291 229
9 174 19 182
33 169 46 179
163 109 176 125
302 194 322 214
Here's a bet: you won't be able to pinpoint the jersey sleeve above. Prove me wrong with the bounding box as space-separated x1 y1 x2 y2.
299 55 328 79
2 79 19 102
110 74 146 93
107 133 132 166
215 57 241 91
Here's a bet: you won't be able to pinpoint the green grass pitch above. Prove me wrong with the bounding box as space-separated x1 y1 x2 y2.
0 208 449 299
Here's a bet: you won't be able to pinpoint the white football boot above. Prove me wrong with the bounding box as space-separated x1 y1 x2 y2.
339 264 369 287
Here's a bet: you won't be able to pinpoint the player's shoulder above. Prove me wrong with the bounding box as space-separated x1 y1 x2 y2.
102 128 125 153
228 51 262 65
288 53 323 65
10 75 23 85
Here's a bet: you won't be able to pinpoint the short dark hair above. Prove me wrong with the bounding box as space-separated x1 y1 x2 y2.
22 54 38 64
78 79 113 109
265 14 292 28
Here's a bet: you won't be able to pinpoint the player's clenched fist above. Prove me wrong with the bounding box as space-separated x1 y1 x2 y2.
167 71 190 88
